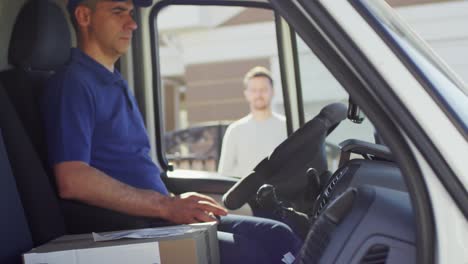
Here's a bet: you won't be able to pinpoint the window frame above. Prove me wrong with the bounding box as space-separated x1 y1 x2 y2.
149 0 294 172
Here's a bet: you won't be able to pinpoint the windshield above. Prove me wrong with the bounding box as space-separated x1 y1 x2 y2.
359 0 468 133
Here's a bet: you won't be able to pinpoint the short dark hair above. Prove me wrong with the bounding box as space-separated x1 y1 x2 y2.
69 0 99 33
243 66 273 87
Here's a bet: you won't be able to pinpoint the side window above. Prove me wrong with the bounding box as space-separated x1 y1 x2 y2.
156 6 286 176
295 35 376 170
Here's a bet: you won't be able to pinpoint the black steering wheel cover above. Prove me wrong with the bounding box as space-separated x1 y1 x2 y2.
223 103 347 210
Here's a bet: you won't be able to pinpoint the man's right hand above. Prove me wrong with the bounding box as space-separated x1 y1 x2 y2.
161 192 228 224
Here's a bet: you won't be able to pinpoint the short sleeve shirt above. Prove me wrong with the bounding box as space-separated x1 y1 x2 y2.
41 48 168 195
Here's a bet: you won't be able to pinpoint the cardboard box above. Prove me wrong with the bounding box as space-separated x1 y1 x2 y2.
23 222 219 264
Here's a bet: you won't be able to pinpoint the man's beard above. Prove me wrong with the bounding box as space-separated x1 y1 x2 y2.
252 100 270 111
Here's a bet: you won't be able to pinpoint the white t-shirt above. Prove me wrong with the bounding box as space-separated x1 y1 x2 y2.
218 113 287 178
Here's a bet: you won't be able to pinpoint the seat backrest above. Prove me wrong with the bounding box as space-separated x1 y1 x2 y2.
0 0 71 165
0 128 33 264
0 81 66 246
0 0 71 246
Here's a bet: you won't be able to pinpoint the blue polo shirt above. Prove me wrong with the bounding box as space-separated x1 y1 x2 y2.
42 48 169 195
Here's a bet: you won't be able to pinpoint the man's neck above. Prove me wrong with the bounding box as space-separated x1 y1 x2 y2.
251 108 273 121
78 43 117 72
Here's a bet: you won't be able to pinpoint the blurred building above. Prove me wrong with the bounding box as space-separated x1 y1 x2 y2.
157 0 468 132
157 0 468 171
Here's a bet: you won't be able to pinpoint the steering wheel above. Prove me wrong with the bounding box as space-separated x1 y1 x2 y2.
222 103 347 215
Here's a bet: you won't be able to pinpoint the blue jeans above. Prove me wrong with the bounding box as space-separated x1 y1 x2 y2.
217 214 302 264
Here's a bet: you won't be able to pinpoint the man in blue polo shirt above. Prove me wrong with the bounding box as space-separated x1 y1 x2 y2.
41 0 300 263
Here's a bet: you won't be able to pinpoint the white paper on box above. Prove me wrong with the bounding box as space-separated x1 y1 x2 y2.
92 225 193 242
23 222 219 264
24 242 161 264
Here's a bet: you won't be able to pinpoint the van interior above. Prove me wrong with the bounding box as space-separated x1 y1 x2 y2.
1 0 418 263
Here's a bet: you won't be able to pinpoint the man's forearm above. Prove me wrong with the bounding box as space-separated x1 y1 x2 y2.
54 162 172 219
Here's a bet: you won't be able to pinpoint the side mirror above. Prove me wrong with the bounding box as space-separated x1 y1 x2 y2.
347 97 365 124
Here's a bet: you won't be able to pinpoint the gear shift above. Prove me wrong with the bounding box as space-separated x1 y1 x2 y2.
256 184 310 239
256 184 282 213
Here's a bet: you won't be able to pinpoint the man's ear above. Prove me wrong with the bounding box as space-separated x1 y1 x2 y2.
74 5 92 28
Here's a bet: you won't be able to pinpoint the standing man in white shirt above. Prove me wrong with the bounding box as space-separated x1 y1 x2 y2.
218 66 287 178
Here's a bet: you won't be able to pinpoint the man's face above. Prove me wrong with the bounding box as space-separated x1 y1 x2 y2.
85 0 137 56
244 76 274 111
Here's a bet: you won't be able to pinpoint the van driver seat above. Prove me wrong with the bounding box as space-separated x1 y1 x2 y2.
1 0 171 236
0 0 70 246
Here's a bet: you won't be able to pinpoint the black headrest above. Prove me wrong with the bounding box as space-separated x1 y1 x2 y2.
9 0 71 71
